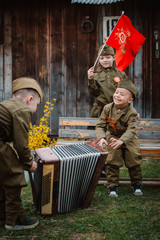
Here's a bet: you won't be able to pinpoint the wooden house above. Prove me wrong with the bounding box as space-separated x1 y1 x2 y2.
0 0 159 135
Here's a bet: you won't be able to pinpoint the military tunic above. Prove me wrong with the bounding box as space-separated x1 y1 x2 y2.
96 102 142 187
0 97 34 225
0 97 33 187
88 67 128 117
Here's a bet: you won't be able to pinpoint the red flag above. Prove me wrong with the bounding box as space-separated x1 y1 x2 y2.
106 14 146 72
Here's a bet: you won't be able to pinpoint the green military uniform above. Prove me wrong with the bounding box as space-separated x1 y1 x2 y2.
0 98 33 186
88 67 128 117
96 81 142 188
0 77 43 226
88 45 128 118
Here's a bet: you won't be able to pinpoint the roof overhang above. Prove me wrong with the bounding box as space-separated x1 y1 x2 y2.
71 0 124 4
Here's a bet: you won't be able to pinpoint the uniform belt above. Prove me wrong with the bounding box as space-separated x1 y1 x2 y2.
95 99 106 107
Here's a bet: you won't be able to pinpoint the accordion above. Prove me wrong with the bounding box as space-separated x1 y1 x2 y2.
31 141 107 215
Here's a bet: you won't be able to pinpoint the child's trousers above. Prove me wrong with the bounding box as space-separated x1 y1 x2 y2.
106 136 142 188
0 185 26 225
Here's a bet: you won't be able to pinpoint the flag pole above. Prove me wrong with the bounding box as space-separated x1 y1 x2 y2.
93 11 124 69
93 43 106 68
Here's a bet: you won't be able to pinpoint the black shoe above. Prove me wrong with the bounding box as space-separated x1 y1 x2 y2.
5 216 39 230
133 182 143 196
108 186 118 198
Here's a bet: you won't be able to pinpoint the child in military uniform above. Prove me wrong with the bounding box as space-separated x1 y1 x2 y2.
96 80 143 197
87 44 128 118
0 77 43 230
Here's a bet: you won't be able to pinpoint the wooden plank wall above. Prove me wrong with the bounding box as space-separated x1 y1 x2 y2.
127 0 153 118
0 0 158 135
12 0 51 123
99 0 151 118
8 0 100 134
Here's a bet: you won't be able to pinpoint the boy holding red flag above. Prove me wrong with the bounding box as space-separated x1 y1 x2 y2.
87 44 128 119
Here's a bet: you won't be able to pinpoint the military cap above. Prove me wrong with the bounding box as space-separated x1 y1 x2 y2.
118 80 137 99
98 44 115 56
13 77 44 102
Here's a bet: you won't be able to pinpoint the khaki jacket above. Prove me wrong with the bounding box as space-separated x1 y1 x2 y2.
88 67 128 104
96 102 138 144
0 98 33 186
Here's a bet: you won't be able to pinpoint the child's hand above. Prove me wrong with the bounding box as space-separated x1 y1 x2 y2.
29 161 37 173
137 113 140 119
87 67 94 79
109 138 123 149
99 138 108 148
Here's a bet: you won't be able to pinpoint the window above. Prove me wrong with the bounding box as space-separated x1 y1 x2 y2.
103 16 120 42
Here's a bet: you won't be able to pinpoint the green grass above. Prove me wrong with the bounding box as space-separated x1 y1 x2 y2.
120 158 160 178
0 159 160 240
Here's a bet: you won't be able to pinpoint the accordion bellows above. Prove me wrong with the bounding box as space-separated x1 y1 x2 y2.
33 142 107 215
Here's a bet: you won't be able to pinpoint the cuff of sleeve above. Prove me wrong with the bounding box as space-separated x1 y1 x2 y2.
22 156 33 170
119 137 126 145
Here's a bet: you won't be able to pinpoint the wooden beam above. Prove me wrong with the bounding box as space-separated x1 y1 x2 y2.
98 177 160 185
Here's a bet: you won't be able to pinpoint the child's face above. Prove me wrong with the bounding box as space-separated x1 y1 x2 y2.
113 88 133 108
27 95 41 113
99 55 115 68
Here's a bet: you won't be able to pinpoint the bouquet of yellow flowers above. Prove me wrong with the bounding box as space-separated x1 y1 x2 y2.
28 101 57 150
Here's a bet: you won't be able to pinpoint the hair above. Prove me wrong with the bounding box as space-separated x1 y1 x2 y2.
13 88 40 100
